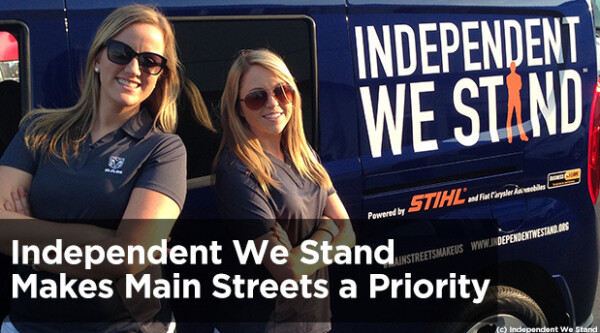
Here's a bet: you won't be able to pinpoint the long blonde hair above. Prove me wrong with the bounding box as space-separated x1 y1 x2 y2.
217 49 332 196
22 4 181 162
180 77 216 132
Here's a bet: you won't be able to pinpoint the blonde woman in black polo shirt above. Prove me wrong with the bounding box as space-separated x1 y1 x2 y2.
0 5 186 332
214 49 356 333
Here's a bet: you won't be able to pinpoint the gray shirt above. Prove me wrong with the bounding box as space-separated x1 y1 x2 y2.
215 150 334 333
0 109 187 331
1 109 187 222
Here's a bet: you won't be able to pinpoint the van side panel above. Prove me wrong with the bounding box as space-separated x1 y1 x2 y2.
347 0 597 324
0 0 71 320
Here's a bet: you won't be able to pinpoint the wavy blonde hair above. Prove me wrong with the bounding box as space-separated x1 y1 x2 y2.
217 49 332 196
22 4 181 162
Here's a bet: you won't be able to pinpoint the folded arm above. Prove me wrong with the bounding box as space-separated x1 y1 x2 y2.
263 193 356 282
36 187 180 279
1 166 180 279
0 166 115 255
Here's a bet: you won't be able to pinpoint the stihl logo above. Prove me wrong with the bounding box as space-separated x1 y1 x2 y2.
408 188 467 213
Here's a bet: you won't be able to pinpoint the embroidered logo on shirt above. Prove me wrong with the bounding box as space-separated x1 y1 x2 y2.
105 156 124 174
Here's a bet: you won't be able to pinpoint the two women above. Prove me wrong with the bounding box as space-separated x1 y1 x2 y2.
214 49 355 332
0 5 185 332
0 11 352 331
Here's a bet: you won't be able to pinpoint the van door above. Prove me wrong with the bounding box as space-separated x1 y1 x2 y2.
0 1 75 110
0 0 68 320
344 0 596 325
345 0 590 225
0 0 71 128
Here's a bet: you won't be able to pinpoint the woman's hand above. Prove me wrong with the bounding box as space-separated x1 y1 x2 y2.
323 193 356 248
318 216 340 239
4 186 31 217
273 222 292 251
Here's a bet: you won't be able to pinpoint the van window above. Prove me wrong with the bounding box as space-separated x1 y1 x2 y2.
171 17 317 180
0 24 26 158
594 0 600 28
0 31 18 82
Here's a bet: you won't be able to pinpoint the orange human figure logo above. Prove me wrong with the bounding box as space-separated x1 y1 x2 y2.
506 61 529 143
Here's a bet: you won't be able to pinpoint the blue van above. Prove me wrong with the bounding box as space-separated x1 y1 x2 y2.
0 0 598 331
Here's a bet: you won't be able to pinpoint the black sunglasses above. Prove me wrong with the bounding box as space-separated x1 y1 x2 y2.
104 39 167 75
239 84 294 110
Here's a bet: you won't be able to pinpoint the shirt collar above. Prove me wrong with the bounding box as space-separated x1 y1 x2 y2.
120 108 155 139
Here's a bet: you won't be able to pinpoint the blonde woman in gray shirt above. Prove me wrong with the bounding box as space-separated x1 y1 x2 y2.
214 49 355 333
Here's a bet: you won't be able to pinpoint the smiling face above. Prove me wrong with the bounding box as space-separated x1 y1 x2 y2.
95 23 165 114
238 65 293 146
